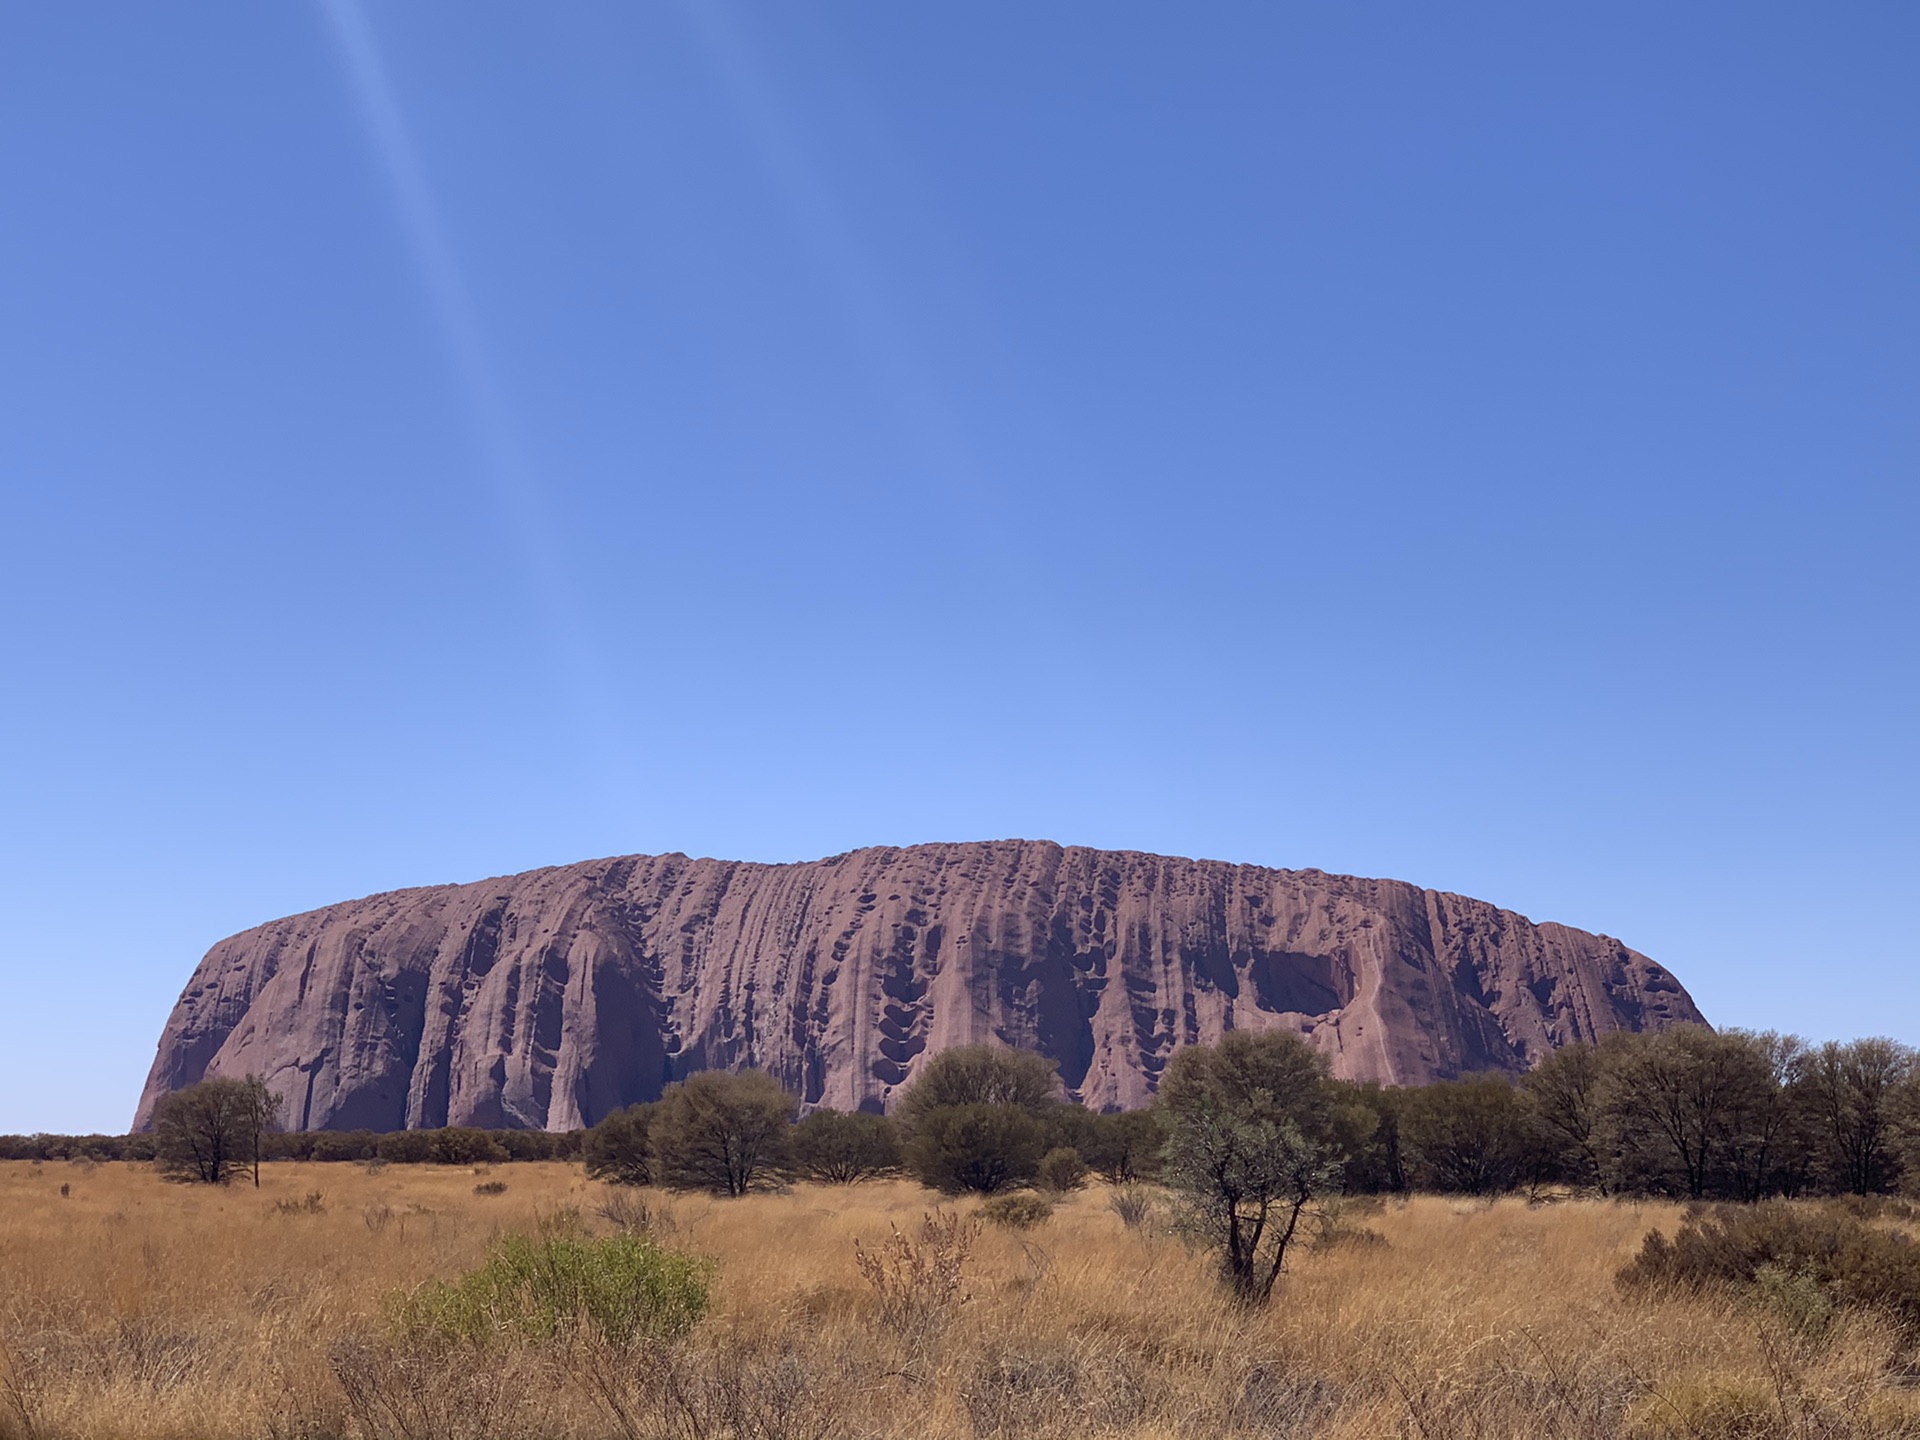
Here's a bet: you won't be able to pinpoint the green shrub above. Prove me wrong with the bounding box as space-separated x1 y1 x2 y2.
374 1130 434 1165
1753 1263 1838 1339
1037 1146 1088 1193
896 1046 1061 1125
789 1109 901 1183
1619 1202 1920 1336
394 1225 712 1348
906 1104 1046 1195
979 1192 1053 1229
429 1128 510 1165
496 1129 566 1162
309 1130 379 1162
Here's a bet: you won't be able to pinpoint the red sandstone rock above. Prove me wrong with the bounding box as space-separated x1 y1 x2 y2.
134 841 1704 1130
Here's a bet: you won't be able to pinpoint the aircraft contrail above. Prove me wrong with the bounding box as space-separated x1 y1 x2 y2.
665 0 1004 526
317 0 626 783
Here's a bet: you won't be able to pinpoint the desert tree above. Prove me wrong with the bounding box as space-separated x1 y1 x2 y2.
1157 1030 1341 1304
152 1076 281 1186
584 1103 659 1186
1719 1031 1811 1200
650 1071 797 1196
427 1128 510 1165
897 1044 1062 1194
905 1103 1047 1194
787 1109 900 1183
1797 1038 1914 1195
1080 1108 1168 1185
1399 1073 1535 1195
1600 1027 1796 1199
1522 1041 1611 1192
374 1130 434 1164
495 1128 570 1162
1331 1082 1407 1194
309 1130 379 1162
895 1045 1062 1126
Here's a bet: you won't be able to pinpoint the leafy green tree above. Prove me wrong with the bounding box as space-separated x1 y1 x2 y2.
152 1076 282 1186
584 1104 658 1186
896 1043 1062 1195
650 1071 797 1196
1037 1146 1089 1192
1039 1101 1098 1159
787 1109 900 1183
1156 1031 1340 1304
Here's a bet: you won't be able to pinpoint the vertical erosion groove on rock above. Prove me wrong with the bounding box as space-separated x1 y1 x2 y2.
133 840 1704 1131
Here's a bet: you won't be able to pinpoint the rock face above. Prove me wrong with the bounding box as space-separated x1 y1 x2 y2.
135 841 1704 1131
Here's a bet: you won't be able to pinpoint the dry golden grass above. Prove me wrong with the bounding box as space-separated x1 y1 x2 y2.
3 1159 1919 1438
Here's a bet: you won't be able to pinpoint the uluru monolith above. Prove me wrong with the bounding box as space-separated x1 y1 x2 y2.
136 840 1704 1130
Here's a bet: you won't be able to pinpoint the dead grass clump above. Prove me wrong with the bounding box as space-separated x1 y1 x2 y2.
595 1188 666 1237
471 1181 507 1198
1227 1362 1342 1437
1623 1365 1920 1440
979 1193 1053 1230
331 1338 547 1440
960 1336 1143 1437
851 1210 976 1336
273 1191 326 1216
1308 1199 1388 1253
1829 1194 1920 1224
579 1335 857 1440
1384 1332 1640 1439
0 1340 40 1440
1108 1184 1154 1230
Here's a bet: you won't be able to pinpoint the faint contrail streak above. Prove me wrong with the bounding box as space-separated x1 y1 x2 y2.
317 0 624 778
665 0 1003 525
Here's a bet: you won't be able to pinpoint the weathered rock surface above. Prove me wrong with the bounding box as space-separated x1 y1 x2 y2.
135 841 1704 1130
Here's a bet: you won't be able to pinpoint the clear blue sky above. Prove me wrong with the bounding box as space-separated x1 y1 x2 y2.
1 3 1914 1133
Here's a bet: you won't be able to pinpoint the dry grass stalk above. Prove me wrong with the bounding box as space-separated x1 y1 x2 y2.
851 1209 978 1337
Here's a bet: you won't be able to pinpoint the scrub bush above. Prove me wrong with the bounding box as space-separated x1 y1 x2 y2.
394 1225 712 1349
